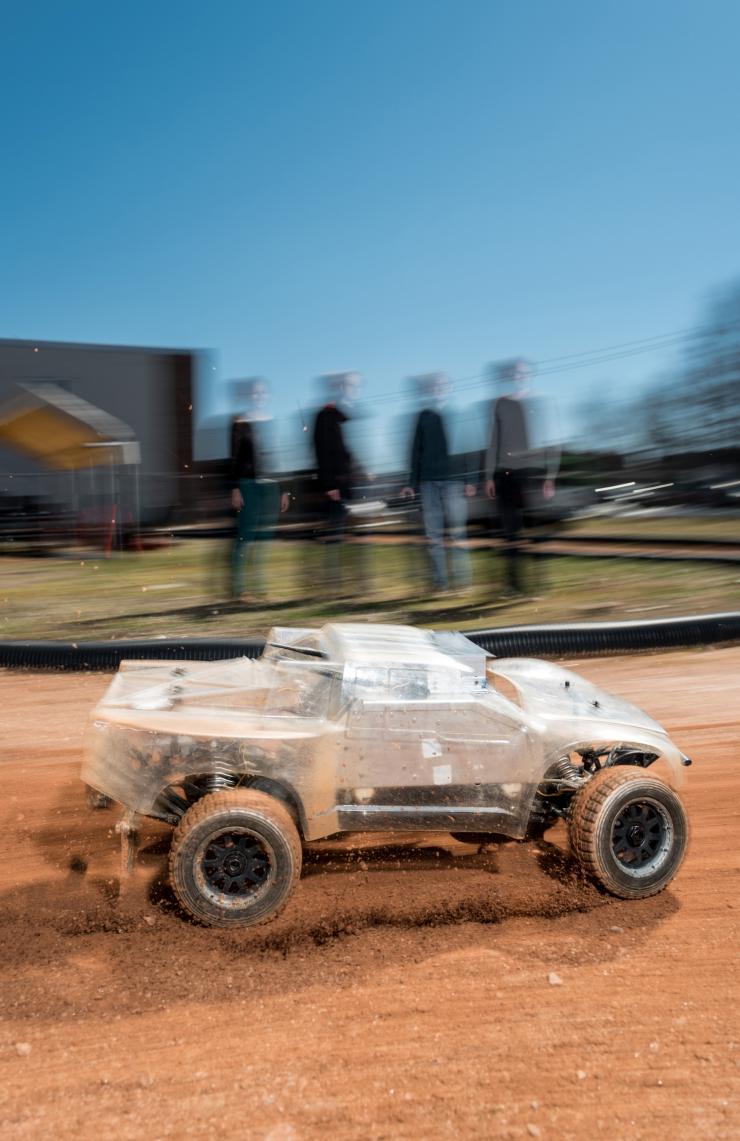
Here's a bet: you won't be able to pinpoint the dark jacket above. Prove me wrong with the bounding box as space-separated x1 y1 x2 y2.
231 417 260 485
313 404 354 494
484 393 560 480
231 415 281 485
484 396 530 476
409 408 451 487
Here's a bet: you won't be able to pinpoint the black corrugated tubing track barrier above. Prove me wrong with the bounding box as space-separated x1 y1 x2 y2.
469 612 740 657
1 612 739 670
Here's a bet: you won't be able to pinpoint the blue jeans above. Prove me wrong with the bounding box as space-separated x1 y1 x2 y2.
419 480 471 589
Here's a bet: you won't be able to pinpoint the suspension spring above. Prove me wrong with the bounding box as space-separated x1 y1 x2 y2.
550 756 583 783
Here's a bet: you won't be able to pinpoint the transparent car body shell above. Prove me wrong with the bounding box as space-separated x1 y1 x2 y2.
83 623 687 841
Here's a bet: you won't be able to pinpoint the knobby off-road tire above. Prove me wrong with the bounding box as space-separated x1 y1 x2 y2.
169 789 302 928
569 768 688 899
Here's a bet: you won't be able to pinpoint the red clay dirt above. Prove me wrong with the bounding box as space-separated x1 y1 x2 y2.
0 648 738 1139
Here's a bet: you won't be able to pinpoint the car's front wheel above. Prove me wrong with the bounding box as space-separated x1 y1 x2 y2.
569 768 688 899
169 789 302 928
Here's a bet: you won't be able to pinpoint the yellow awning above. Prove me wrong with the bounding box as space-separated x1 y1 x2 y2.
0 383 140 471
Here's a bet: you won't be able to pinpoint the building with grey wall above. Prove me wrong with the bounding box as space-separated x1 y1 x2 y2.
0 338 209 524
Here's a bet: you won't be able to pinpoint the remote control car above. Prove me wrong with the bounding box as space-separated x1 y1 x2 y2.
83 623 692 928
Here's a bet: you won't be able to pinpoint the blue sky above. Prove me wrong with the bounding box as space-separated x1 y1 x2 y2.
2 0 739 463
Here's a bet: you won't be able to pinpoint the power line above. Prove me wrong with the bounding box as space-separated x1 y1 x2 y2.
365 322 713 405
532 325 704 366
280 316 740 422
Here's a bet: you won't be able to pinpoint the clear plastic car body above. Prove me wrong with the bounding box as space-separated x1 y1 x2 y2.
83 623 690 842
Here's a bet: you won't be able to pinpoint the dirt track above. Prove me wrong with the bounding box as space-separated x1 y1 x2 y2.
0 649 738 1139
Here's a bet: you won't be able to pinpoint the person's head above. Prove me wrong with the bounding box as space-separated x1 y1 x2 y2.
246 377 269 410
415 371 450 406
323 371 361 408
232 377 270 411
494 358 531 393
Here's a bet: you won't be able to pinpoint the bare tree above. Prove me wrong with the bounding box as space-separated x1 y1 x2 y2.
597 281 740 458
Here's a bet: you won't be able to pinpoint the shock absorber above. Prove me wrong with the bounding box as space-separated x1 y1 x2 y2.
203 772 239 793
549 756 583 784
530 756 585 833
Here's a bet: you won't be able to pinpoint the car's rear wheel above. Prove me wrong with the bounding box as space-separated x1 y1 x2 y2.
569 768 688 898
169 789 302 928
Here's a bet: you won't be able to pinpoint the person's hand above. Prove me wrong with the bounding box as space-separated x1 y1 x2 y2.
280 492 291 513
543 479 555 501
401 486 415 499
485 479 496 500
231 488 244 510
464 484 477 498
327 489 341 502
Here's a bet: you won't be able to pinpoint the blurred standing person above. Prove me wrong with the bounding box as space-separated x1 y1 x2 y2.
402 373 476 592
230 379 290 602
484 359 559 597
312 372 361 591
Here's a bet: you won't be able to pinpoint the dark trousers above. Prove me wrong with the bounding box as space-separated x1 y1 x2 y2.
494 469 528 590
231 479 280 597
315 492 369 593
315 495 348 590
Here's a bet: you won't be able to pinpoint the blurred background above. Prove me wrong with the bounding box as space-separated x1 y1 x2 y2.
1 0 738 639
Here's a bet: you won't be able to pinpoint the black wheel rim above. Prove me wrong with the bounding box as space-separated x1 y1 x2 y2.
200 830 271 898
611 799 671 875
